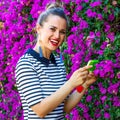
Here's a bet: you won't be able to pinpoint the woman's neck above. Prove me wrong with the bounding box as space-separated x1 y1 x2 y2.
33 44 51 59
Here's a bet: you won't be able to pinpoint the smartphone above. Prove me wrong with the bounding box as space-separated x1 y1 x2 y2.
87 60 99 71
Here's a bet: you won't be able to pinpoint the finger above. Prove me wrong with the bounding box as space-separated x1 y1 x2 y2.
89 71 94 74
79 71 89 76
84 65 93 70
88 72 94 77
82 75 88 80
79 65 92 72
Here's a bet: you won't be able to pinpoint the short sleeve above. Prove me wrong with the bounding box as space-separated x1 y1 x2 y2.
15 59 43 107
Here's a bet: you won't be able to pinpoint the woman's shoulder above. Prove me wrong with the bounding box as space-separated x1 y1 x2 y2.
17 52 32 63
16 50 36 68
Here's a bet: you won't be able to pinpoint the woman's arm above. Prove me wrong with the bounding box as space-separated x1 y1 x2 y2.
64 72 97 113
31 81 73 118
31 66 91 118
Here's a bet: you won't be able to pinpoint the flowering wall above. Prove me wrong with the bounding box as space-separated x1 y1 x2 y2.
0 0 120 120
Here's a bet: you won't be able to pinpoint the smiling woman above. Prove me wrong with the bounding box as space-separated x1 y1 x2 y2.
35 14 67 52
15 1 97 120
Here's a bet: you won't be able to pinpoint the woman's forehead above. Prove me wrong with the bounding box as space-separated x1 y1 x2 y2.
44 15 67 29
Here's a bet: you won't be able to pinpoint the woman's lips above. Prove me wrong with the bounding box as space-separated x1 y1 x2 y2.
50 39 59 46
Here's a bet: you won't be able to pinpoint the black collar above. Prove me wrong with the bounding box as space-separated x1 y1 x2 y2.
26 48 57 66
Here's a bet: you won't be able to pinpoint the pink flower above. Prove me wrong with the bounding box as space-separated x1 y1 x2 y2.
97 14 103 20
107 32 115 42
104 112 110 119
90 1 101 7
79 19 88 30
96 31 101 37
100 95 107 103
86 9 97 18
86 95 92 102
84 0 89 3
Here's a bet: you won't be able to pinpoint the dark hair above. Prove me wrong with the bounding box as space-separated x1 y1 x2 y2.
37 2 69 27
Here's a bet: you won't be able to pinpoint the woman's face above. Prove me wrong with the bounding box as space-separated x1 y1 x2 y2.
37 14 67 51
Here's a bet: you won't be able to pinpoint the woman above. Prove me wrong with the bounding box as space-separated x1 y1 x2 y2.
15 2 96 120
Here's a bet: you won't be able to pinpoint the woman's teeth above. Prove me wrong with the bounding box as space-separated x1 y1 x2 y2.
50 40 59 46
50 40 59 43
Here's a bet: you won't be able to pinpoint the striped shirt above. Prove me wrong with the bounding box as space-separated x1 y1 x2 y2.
15 48 67 120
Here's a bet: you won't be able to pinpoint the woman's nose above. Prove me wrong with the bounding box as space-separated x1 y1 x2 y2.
54 31 60 39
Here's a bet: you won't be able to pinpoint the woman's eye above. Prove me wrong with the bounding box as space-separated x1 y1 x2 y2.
50 28 55 31
60 31 66 34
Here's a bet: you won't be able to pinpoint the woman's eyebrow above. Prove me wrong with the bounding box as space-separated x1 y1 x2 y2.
49 25 56 27
49 25 66 31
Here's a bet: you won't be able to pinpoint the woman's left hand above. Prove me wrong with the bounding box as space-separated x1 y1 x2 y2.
83 72 97 88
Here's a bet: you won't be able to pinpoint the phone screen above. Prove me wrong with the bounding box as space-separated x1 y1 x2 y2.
87 60 99 71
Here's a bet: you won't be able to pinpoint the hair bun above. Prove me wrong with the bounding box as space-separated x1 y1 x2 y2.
46 1 63 10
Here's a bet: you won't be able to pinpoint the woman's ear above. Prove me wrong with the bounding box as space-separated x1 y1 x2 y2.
36 23 41 34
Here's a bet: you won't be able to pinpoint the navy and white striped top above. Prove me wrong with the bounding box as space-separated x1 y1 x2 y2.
15 48 67 120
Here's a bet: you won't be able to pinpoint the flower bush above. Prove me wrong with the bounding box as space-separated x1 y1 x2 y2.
0 0 120 119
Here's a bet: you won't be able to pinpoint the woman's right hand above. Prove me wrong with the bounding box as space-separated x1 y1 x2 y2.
68 66 92 89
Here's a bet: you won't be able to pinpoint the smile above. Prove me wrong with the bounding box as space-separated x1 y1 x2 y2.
50 39 59 46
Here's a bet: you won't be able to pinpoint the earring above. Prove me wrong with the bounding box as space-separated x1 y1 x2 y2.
39 46 43 57
59 47 63 63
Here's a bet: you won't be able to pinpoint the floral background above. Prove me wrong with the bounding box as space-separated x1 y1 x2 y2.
0 0 120 120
